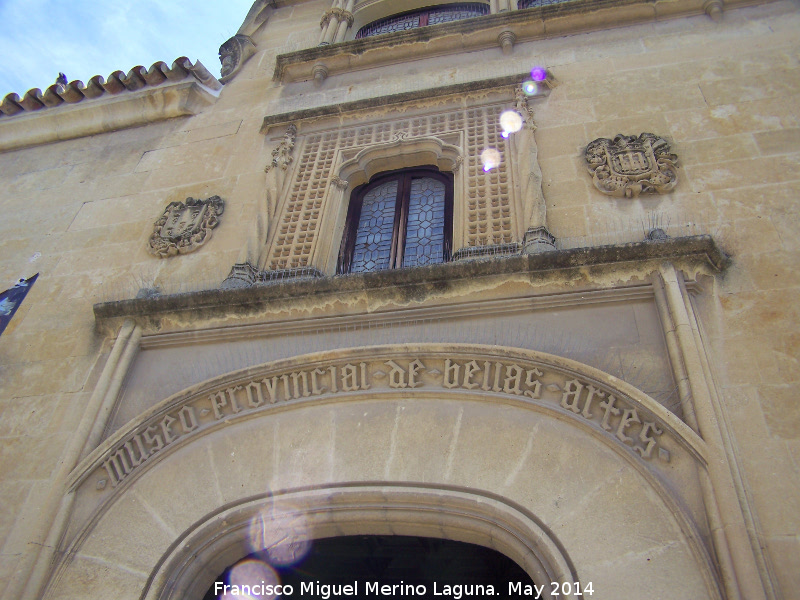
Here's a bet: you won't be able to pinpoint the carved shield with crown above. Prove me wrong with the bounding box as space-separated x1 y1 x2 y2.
585 133 678 198
147 196 225 258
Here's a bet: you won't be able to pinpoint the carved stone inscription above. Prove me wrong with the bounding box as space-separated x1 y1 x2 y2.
94 355 672 491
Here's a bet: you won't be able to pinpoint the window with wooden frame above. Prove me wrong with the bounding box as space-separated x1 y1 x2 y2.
337 167 454 274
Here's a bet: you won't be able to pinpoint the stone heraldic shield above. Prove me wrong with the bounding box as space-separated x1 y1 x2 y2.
148 196 225 258
585 133 678 198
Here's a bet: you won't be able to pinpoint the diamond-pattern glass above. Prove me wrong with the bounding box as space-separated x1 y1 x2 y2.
351 180 398 273
356 3 488 38
403 177 446 268
428 4 489 25
517 0 571 8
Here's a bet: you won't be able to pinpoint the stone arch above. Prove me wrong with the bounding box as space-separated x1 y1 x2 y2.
337 136 462 189
143 484 576 600
321 136 463 272
50 345 722 599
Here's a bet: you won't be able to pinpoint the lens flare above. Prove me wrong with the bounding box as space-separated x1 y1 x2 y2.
521 80 538 96
499 110 523 136
530 66 547 82
249 506 311 567
227 560 281 600
480 148 501 172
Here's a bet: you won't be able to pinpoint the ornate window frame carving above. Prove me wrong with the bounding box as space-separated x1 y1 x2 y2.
320 135 465 274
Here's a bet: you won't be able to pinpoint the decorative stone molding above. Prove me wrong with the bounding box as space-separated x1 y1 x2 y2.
147 196 225 258
585 133 678 198
264 123 297 173
338 135 462 188
219 34 257 83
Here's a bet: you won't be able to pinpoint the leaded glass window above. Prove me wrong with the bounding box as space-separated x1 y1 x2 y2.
355 3 490 39
338 169 453 274
517 0 571 8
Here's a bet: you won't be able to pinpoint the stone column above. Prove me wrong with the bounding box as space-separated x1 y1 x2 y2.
334 0 355 43
512 85 556 253
489 0 499 13
320 0 342 45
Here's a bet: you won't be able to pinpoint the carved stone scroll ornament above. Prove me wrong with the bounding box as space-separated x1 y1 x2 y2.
147 196 224 258
585 133 678 198
219 34 256 83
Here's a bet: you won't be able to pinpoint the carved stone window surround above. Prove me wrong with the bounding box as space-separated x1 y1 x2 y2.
274 0 752 84
263 100 524 274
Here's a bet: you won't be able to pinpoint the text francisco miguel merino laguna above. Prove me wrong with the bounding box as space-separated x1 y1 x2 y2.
214 581 567 598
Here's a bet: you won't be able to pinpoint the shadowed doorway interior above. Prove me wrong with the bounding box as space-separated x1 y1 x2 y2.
204 535 536 599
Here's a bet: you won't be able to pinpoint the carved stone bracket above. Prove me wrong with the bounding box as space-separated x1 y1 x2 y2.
331 175 349 190
703 0 723 21
147 196 224 258
221 262 260 289
585 133 678 198
498 30 517 55
312 63 329 85
221 263 324 289
522 226 557 254
219 34 257 83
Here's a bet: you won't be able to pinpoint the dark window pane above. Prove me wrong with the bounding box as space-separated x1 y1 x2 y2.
517 0 571 8
351 180 398 273
403 177 446 268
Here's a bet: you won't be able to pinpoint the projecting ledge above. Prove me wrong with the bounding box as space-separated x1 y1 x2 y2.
0 80 219 152
93 235 728 335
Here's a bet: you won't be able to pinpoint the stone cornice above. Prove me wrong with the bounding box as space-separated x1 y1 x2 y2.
0 59 222 153
93 235 729 334
272 0 775 84
260 72 545 132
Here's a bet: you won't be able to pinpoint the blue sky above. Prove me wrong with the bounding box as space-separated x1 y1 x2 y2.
0 0 255 97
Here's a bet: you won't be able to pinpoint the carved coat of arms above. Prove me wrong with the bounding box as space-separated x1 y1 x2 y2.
147 196 224 258
585 133 678 198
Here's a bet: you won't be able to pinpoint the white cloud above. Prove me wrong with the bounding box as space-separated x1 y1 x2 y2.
0 0 253 96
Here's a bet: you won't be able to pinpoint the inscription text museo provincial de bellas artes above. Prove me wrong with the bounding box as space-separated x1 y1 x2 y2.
97 356 670 490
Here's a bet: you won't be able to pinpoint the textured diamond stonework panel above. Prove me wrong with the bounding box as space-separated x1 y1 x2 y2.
268 107 513 270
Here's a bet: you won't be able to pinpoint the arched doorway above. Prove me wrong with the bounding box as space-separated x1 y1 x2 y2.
204 535 535 600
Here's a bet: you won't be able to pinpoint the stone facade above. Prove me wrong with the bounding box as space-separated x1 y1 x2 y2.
0 0 798 599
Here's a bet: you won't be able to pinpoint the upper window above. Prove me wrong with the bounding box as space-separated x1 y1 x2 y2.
517 0 568 8
355 3 490 39
338 168 454 274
